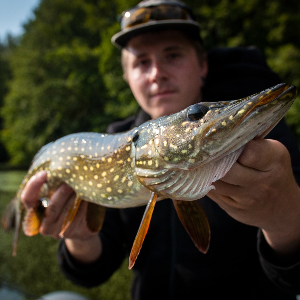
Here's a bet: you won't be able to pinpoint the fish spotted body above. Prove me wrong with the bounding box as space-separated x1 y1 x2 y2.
1 83 297 268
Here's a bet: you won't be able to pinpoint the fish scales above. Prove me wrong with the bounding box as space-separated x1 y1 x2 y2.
2 83 297 261
26 131 151 208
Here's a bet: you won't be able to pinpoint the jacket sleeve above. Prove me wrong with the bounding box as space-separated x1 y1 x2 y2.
257 119 300 294
258 230 300 295
57 207 126 288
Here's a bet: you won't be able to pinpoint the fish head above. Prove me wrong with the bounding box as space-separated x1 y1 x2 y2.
134 83 296 173
194 83 297 164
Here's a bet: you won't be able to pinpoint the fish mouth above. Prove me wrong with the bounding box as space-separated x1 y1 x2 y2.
255 85 297 139
232 84 293 126
256 83 292 106
237 84 296 138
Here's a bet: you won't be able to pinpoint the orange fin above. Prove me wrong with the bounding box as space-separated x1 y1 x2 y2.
129 192 157 269
23 204 45 237
173 200 210 253
86 203 106 232
59 196 82 237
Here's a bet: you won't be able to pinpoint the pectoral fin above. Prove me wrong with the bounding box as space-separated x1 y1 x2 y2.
129 192 157 269
86 202 106 232
59 196 82 237
173 199 210 253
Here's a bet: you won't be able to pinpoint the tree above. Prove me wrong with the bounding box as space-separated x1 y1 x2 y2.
2 0 112 165
0 36 18 163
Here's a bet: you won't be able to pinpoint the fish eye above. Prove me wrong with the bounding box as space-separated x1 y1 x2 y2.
187 104 209 121
132 130 139 143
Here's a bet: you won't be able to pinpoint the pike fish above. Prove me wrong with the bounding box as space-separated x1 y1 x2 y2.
1 83 297 268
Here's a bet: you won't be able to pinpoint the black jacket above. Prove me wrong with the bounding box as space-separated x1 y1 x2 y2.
58 47 300 299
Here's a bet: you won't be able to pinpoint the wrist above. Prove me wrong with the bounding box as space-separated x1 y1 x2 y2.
64 235 103 265
262 187 300 256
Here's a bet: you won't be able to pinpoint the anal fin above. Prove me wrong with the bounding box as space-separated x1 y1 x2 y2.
59 196 82 237
129 192 157 269
86 202 106 232
173 199 210 253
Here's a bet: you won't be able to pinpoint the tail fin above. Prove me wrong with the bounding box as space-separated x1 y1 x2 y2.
1 196 24 256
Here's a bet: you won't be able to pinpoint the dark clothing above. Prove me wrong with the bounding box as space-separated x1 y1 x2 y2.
58 47 300 299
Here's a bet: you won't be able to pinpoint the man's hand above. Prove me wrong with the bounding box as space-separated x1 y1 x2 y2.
21 171 102 263
208 139 300 255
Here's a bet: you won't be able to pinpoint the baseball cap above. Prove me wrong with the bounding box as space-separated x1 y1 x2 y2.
111 0 201 49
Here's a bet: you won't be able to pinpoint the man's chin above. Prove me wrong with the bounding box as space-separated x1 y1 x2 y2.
152 107 180 119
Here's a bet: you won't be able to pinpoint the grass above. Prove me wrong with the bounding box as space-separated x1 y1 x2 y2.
0 170 132 299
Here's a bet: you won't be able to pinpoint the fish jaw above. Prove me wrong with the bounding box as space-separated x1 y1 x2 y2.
194 83 296 164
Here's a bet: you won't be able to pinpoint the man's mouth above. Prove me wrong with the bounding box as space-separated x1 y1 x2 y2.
151 90 176 99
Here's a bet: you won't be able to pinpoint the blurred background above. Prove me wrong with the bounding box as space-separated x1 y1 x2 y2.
0 0 300 299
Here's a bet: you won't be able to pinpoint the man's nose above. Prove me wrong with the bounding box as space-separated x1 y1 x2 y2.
149 60 168 82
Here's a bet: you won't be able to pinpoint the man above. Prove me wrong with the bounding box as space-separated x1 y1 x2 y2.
22 0 300 299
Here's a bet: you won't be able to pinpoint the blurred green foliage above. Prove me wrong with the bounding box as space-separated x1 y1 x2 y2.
0 0 300 165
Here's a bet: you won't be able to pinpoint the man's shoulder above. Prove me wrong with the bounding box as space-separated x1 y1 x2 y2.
204 46 282 100
106 110 151 134
106 115 136 134
207 46 268 69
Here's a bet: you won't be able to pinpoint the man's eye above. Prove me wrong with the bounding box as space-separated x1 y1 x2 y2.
168 53 181 60
136 58 150 67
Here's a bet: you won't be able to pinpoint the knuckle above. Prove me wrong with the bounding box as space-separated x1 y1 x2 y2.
39 223 60 238
39 225 51 236
238 142 257 166
45 204 59 219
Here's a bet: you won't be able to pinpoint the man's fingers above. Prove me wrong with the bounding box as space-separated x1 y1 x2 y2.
219 139 287 187
21 171 47 209
216 162 257 187
237 139 284 171
42 183 75 226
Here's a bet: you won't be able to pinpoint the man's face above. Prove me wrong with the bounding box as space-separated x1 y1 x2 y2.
124 29 208 119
